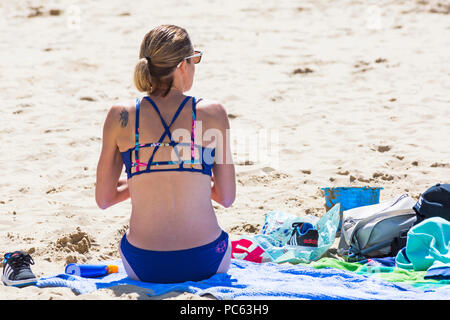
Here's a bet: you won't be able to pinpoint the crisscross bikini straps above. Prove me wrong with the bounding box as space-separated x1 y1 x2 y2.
133 96 196 172
120 96 214 178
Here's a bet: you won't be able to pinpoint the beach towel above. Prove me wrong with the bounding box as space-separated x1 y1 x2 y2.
425 261 450 280
303 257 450 290
395 217 450 272
36 258 450 300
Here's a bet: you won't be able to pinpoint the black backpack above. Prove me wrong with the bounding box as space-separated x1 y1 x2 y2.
413 183 450 225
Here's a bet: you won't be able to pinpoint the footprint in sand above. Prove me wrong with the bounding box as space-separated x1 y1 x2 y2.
292 67 314 75
375 58 388 64
377 145 392 153
229 223 260 235
372 172 395 181
262 166 275 173
431 162 449 168
358 176 372 183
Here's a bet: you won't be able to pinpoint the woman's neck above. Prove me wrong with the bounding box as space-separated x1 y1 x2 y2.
148 86 186 102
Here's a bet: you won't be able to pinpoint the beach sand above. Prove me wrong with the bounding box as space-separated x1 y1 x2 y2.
0 0 449 299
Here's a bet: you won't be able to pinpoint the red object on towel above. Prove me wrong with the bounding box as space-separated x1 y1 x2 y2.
231 239 264 263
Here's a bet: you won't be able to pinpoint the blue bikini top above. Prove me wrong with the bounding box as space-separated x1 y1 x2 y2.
120 96 215 179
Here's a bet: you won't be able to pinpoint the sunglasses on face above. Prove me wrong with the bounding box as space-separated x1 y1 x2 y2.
177 50 202 68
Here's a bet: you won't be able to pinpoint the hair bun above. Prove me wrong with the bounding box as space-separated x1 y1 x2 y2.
135 25 192 97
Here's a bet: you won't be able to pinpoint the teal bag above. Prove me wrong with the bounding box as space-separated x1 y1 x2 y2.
395 217 450 271
240 204 340 264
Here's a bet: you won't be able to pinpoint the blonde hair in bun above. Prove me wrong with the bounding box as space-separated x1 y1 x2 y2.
133 24 193 97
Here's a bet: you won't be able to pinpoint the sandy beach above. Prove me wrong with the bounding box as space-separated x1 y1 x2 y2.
0 0 449 299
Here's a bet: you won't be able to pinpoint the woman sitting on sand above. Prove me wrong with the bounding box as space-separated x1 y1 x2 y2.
95 25 236 283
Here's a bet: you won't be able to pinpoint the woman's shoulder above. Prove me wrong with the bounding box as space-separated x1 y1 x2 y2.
110 99 137 113
103 100 136 130
195 98 229 126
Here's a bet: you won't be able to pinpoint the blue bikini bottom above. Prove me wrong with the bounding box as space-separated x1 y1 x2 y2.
120 230 229 283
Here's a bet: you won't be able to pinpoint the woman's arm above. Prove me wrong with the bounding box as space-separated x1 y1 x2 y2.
95 106 130 209
210 103 236 208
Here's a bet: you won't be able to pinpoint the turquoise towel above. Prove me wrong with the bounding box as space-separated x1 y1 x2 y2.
396 217 450 271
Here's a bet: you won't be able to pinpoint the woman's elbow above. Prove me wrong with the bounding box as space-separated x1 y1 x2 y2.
95 190 112 210
220 192 236 208
221 197 235 208
96 197 110 210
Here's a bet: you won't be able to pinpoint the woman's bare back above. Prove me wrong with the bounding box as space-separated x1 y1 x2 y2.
115 93 223 250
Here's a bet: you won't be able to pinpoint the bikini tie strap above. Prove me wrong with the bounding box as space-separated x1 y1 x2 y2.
134 98 141 172
191 97 197 168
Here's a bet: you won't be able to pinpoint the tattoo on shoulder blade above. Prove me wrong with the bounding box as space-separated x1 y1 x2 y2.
119 109 129 128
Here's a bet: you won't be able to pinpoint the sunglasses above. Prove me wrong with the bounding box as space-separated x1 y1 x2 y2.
177 50 202 68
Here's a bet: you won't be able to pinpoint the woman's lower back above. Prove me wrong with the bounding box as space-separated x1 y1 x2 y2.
125 171 222 251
